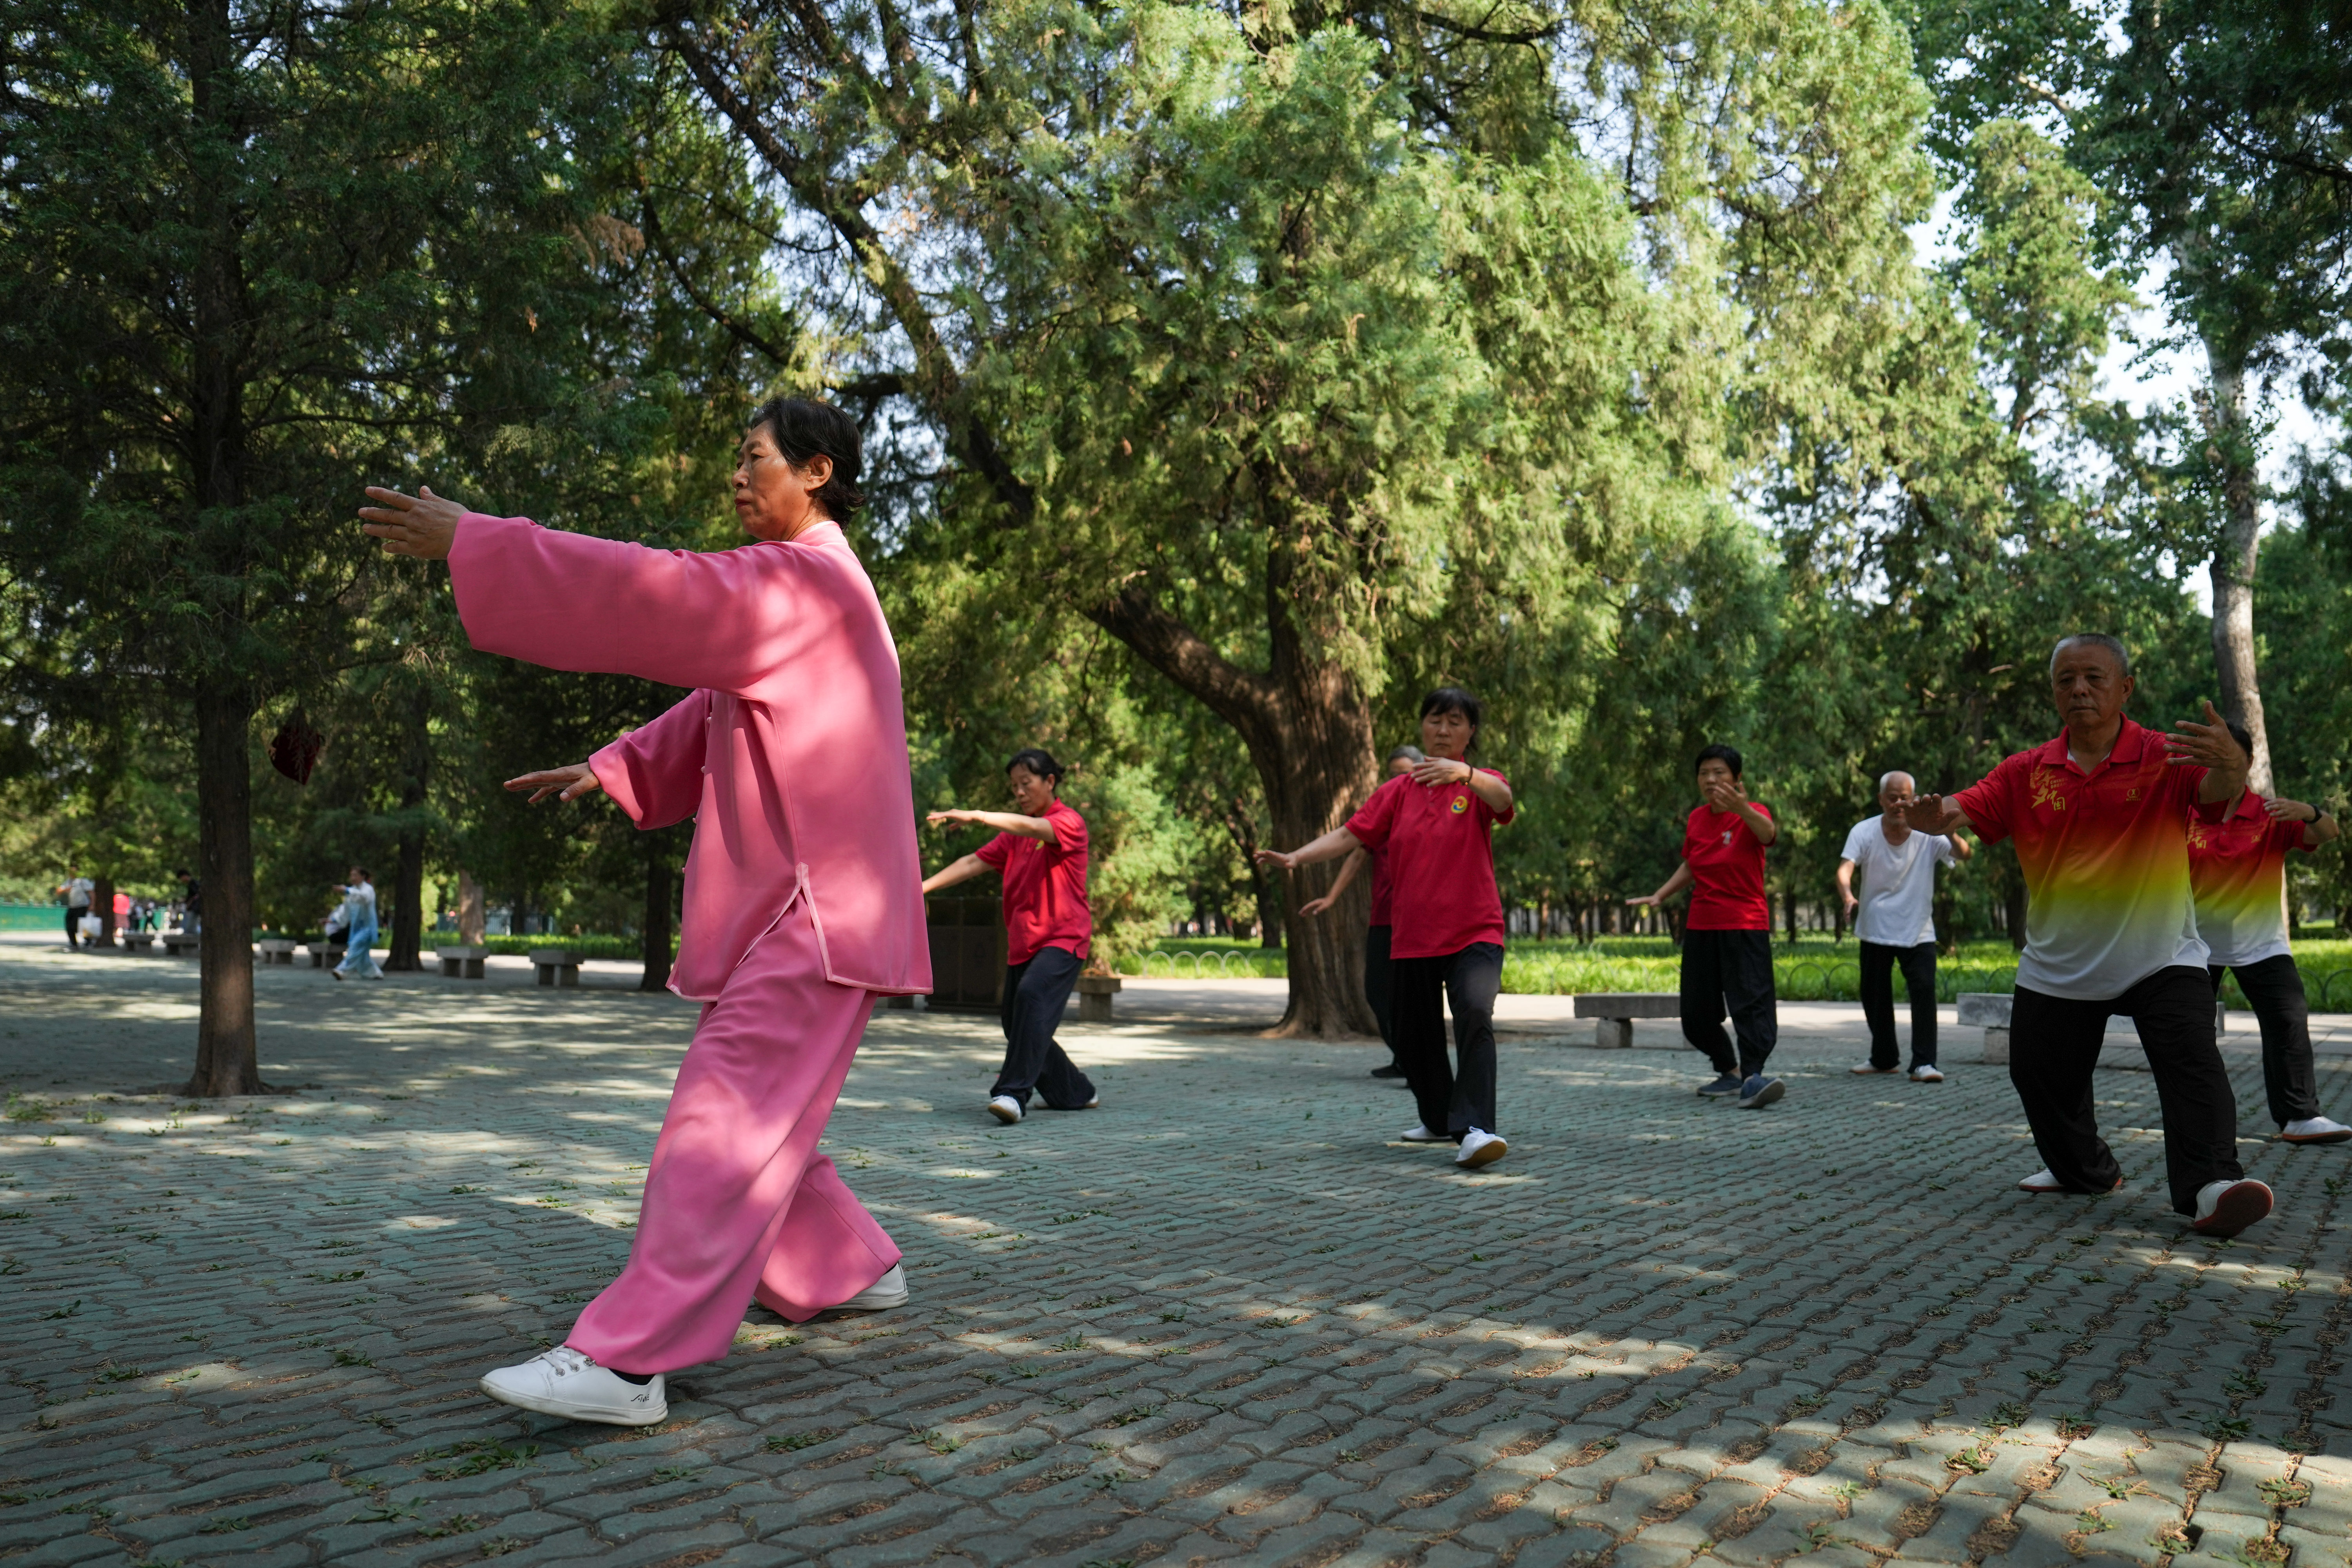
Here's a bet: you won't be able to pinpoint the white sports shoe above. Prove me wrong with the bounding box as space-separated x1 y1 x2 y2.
1455 1129 1508 1169
986 1095 1023 1124
2191 1178 2273 1238
2283 1116 2352 1145
479 1346 666 1426
2016 1169 2065 1194
1397 1123 1449 1143
1910 1065 1945 1082
837 1263 909 1312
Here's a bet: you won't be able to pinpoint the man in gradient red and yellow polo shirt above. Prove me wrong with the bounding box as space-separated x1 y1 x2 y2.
1904 633 2272 1237
2191 722 2350 1146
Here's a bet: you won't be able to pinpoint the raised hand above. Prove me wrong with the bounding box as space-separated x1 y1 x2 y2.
505 763 603 805
1297 891 1339 917
1902 793 1953 833
2165 699 2247 770
1253 847 1300 873
926 809 981 826
359 485 467 560
1410 757 1474 788
1702 775 1749 812
2265 797 2320 824
1624 893 1661 908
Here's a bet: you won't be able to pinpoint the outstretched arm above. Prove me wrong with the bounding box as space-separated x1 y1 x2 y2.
1946 829 1974 861
1628 862 1695 907
1903 795 1972 836
928 808 1055 843
2167 699 2251 804
1299 848 1370 917
2267 797 2341 848
1255 826 1363 873
921 853 993 896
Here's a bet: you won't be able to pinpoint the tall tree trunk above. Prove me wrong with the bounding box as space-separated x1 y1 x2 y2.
640 843 674 993
92 875 116 947
385 687 430 971
187 686 266 1095
457 869 485 943
2202 339 2274 792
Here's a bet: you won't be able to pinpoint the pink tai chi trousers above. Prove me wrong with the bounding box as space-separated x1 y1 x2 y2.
565 896 900 1374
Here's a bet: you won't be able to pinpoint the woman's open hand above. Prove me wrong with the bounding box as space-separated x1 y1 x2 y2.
505 763 603 805
1253 847 1299 873
359 485 466 560
927 809 982 826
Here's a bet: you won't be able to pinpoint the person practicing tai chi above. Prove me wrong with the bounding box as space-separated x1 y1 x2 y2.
1628 744 1787 1109
1258 689 1515 1169
1298 744 1425 1079
1903 632 2272 1236
1838 773 1971 1081
329 867 383 980
920 749 1100 1125
2189 725 2350 1146
358 396 929 1426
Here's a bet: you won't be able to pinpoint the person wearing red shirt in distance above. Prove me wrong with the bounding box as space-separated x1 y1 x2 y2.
1257 689 1516 1170
1298 744 1426 1080
922 748 1100 1125
1904 633 2270 1236
1628 744 1787 1110
2191 722 2350 1145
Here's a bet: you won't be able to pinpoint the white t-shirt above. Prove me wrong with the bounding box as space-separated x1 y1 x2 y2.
1839 818 1955 947
342 883 377 929
65 877 93 909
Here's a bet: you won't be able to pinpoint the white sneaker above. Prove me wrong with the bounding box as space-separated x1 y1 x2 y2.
478 1346 666 1426
1083 1094 1100 1109
986 1095 1023 1123
1848 1062 1898 1075
1455 1129 1508 1169
2282 1116 2352 1145
2191 1178 2273 1237
836 1263 908 1311
2017 1169 2065 1193
1910 1065 1945 1082
1397 1123 1449 1143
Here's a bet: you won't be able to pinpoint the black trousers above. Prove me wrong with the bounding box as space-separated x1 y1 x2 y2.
64 906 83 947
1391 942 1502 1138
1680 929 1778 1077
2209 956 2320 1126
1365 925 1398 1063
993 947 1096 1110
1860 940 1939 1069
2011 966 2244 1215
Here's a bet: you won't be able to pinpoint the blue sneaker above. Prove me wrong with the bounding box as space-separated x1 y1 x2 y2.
1737 1074 1786 1109
1697 1072 1744 1098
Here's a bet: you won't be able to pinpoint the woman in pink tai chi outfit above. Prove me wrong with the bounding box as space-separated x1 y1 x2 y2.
358 398 930 1426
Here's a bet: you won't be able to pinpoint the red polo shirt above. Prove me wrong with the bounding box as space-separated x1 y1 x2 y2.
1344 769 1513 959
976 799 1091 965
1683 802 1773 930
2188 790 2307 967
1367 848 1395 928
1951 720 2207 999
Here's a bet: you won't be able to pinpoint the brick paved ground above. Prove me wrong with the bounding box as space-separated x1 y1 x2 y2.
2 937 2348 1568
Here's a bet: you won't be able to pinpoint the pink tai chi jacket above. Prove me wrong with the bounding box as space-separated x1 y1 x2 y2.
448 513 931 1000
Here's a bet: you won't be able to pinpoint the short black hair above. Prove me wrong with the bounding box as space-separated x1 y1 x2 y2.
1695 743 1743 779
2225 720 2255 760
1419 687 1482 757
748 397 865 518
1006 748 1063 787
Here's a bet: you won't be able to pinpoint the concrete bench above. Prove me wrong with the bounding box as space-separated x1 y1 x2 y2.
437 945 488 979
1075 974 1122 1022
257 939 298 965
299 944 334 968
529 949 580 987
119 931 155 955
161 932 199 958
1572 992 1679 1049
1957 991 2224 1065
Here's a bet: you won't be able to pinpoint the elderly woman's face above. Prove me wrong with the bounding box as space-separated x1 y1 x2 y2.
1420 707 1473 760
732 423 833 543
1007 765 1055 816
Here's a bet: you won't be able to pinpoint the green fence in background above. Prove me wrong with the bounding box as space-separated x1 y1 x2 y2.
0 904 62 932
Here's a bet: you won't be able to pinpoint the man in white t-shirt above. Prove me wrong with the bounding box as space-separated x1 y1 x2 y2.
1838 771 1971 1081
59 872 94 951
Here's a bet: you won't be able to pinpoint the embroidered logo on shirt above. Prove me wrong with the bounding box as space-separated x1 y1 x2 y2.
2125 787 2140 802
1450 795 1470 815
2187 821 2212 852
1721 828 1735 846
2029 767 2069 814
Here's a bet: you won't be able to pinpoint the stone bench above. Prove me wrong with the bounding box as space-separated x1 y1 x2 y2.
257 938 298 965
119 931 155 955
1075 974 1122 1022
161 932 200 958
436 945 488 979
1957 991 2224 1065
529 949 580 987
1572 993 1679 1049
299 944 336 968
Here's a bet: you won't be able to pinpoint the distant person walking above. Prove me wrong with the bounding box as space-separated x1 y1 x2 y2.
922 749 1100 1125
1903 632 2272 1236
58 872 93 950
1299 744 1425 1079
2189 725 2351 1145
331 869 383 980
1628 745 1786 1109
1838 771 1972 1082
176 869 201 934
1258 689 1515 1170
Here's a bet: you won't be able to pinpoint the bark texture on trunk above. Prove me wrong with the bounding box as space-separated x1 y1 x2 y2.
640 846 674 993
93 875 116 947
385 688 430 971
187 686 266 1096
2202 341 2274 793
457 870 485 944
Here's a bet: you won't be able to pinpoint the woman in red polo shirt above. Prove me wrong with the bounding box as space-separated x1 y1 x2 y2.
1258 689 1515 1169
1628 743 1785 1110
922 748 1099 1125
